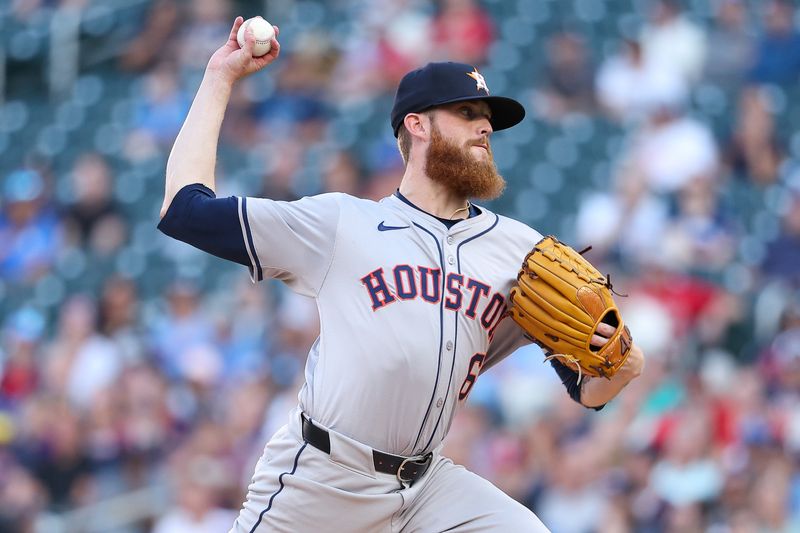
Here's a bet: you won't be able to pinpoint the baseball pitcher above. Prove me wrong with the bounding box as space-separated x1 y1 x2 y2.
158 17 645 532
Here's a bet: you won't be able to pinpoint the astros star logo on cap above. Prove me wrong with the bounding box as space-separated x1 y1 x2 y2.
467 67 489 94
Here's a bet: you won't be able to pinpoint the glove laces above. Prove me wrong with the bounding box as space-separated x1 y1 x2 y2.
543 353 584 386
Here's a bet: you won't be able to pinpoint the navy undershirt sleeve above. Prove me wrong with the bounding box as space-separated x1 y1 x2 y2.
157 183 250 266
549 358 606 411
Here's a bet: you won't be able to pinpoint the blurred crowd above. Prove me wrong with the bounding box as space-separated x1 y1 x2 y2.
3 0 800 531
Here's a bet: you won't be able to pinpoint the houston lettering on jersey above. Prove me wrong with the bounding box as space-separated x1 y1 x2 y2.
360 265 507 338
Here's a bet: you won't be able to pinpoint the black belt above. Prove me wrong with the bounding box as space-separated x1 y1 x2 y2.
301 413 432 486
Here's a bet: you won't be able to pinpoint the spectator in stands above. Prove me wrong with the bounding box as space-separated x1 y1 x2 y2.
150 281 220 385
130 61 191 149
607 447 662 531
575 162 670 267
0 463 45 532
579 106 720 280
723 85 786 184
218 378 273 484
537 440 608 533
330 0 433 103
639 0 707 85
363 0 435 87
621 97 718 194
596 38 688 124
82 387 125 490
703 0 755 89
268 290 319 388
484 431 530 502
256 44 331 144
119 0 181 72
533 32 596 122
0 169 61 284
42 294 123 412
724 368 774 450
648 407 724 509
0 308 44 404
361 147 407 201
177 0 232 74
750 458 800 531
151 452 236 533
98 276 145 364
430 0 494 65
761 189 800 285
759 294 800 394
257 139 303 202
321 149 363 195
628 260 725 348
27 401 93 511
62 153 127 256
661 176 737 274
117 364 173 470
748 0 800 85
217 278 274 380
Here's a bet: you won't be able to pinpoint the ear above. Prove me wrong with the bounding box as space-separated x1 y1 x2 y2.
403 113 430 141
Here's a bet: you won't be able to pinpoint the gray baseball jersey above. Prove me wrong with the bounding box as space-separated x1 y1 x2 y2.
239 191 541 456
159 185 551 531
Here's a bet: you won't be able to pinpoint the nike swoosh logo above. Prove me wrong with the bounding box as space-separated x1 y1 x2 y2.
377 221 410 232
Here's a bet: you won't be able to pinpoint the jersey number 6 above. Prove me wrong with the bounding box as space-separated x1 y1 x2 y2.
458 352 487 401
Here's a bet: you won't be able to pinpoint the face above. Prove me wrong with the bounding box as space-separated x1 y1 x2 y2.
423 100 506 200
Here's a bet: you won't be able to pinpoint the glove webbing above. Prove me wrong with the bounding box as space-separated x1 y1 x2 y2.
535 243 627 297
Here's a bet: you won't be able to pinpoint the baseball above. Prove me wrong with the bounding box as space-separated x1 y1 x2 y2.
237 17 275 57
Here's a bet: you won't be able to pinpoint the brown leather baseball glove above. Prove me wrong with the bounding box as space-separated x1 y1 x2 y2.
508 235 633 380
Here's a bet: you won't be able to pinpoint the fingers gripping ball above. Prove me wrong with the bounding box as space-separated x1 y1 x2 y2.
508 236 633 379
237 17 275 57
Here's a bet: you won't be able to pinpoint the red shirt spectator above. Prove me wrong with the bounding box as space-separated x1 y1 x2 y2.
431 0 494 65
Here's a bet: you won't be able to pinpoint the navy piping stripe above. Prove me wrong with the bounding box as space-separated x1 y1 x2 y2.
411 222 445 452
241 198 264 282
456 214 499 261
423 214 500 449
248 442 307 532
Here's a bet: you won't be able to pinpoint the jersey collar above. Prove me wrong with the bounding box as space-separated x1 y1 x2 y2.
383 192 493 236
392 190 482 228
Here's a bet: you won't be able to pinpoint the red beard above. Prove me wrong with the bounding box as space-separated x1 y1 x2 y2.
424 125 506 201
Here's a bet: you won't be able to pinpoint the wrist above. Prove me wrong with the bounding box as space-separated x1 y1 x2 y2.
203 68 236 95
614 363 641 382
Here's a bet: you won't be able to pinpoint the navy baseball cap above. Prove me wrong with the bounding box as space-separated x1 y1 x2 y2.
391 62 525 137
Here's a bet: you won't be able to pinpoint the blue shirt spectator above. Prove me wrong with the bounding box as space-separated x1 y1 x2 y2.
748 0 800 85
0 170 61 284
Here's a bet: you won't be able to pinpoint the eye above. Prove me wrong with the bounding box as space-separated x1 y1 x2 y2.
459 106 491 122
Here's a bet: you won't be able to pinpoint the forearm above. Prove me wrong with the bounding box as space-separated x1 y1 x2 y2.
580 366 639 407
161 72 233 218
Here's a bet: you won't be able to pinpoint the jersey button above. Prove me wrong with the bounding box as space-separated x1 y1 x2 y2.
436 398 443 408
446 341 453 351
446 236 454 245
447 255 455 265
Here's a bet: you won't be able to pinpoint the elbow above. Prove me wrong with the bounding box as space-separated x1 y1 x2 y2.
157 199 181 236
161 184 175 221
158 194 173 224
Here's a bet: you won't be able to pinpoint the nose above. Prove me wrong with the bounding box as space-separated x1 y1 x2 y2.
479 119 493 137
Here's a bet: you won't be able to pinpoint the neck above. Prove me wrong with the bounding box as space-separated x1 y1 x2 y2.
398 165 470 220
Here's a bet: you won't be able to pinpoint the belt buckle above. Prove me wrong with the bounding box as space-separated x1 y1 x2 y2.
397 452 432 486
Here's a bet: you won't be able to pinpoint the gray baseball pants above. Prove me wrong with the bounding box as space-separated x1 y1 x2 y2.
229 407 550 532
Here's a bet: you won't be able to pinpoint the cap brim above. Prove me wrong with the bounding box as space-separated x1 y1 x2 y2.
434 95 526 132
394 95 526 136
